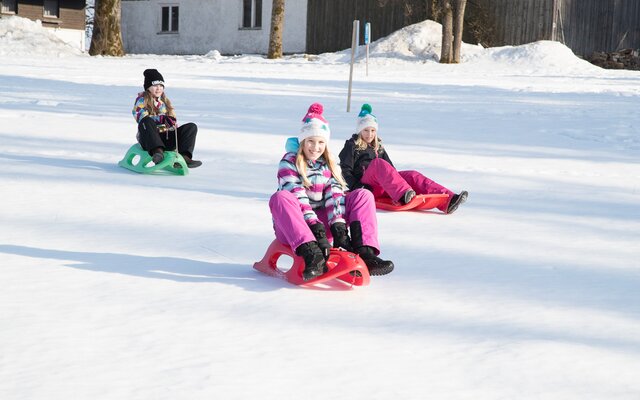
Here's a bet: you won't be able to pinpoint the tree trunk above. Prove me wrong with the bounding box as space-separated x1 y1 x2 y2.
452 0 467 63
89 0 124 56
428 0 441 21
440 0 453 63
268 0 286 59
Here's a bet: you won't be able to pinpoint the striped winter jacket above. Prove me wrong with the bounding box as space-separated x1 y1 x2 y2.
131 92 170 124
277 152 346 226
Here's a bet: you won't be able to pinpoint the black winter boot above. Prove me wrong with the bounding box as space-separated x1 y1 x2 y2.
152 147 164 164
447 191 468 214
357 246 394 276
402 189 416 205
349 221 394 276
295 241 327 281
182 154 202 168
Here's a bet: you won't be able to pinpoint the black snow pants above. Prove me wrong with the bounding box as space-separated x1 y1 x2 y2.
137 116 198 159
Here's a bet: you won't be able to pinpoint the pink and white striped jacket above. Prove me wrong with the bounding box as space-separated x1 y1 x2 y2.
277 152 346 226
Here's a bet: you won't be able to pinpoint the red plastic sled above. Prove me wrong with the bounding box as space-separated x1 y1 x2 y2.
375 194 449 212
253 240 370 287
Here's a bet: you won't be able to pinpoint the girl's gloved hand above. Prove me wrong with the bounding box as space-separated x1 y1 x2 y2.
330 222 353 252
309 223 331 260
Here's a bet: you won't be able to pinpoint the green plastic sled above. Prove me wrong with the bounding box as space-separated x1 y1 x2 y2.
118 144 189 176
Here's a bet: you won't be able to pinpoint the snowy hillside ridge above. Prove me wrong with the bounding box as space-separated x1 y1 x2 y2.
316 19 460 63
0 15 84 57
317 19 593 73
366 19 481 62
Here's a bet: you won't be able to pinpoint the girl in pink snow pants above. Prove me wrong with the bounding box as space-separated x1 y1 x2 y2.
338 103 468 214
269 103 394 281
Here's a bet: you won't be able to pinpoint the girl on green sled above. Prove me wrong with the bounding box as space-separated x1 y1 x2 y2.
132 69 202 168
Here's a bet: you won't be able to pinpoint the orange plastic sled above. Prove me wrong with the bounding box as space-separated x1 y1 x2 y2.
375 194 450 212
253 239 370 287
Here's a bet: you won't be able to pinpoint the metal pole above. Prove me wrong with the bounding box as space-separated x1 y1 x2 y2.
347 20 359 112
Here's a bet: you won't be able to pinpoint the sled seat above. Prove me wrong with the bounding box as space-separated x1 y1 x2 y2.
253 239 370 287
375 193 449 212
118 144 189 176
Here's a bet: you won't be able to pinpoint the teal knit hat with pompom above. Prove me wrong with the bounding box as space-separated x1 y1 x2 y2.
356 103 378 133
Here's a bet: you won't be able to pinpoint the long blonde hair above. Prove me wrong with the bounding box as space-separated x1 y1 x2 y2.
295 140 347 189
355 132 382 152
143 90 175 118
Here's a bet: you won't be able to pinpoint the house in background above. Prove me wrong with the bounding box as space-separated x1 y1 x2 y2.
121 0 307 55
0 0 85 50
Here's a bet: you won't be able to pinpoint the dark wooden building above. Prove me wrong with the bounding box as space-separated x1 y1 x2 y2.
306 0 640 58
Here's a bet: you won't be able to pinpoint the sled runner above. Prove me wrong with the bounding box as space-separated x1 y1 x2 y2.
375 193 449 211
253 239 370 287
118 144 189 176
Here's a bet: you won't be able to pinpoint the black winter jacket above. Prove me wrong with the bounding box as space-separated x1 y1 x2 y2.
338 134 394 190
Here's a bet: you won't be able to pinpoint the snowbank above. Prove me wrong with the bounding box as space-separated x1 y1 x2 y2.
318 19 597 74
469 40 599 72
367 19 482 62
0 16 84 57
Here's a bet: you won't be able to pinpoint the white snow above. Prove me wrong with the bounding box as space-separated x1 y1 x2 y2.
1 16 640 400
0 16 84 57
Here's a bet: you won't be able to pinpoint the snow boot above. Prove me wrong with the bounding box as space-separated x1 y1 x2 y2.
447 191 468 214
356 246 394 276
349 221 394 276
182 154 202 168
402 189 416 205
152 148 164 164
295 241 327 281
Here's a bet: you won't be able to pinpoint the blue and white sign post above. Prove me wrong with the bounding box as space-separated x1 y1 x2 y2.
364 22 371 76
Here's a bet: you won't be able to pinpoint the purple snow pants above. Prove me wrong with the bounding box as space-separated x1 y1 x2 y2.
269 188 380 253
361 158 454 212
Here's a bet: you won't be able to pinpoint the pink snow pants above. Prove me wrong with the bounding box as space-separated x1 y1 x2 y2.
361 158 454 212
269 188 380 253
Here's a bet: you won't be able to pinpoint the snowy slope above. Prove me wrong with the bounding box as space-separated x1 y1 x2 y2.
1 16 640 400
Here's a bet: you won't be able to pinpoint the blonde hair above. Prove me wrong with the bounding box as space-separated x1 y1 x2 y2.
143 90 176 118
355 131 382 152
295 139 347 189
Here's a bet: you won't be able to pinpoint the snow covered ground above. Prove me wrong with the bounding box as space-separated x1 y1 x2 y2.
1 16 639 400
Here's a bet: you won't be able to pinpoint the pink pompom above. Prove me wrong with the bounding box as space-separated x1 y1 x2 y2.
302 102 327 123
307 103 323 115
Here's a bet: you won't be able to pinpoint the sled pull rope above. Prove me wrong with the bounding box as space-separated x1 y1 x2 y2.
174 122 179 156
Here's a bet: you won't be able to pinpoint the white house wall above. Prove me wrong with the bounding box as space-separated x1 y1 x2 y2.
121 0 307 55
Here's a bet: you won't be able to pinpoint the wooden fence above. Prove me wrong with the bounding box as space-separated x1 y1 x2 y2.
306 0 428 54
470 0 554 46
556 0 640 56
457 0 640 56
305 0 640 57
